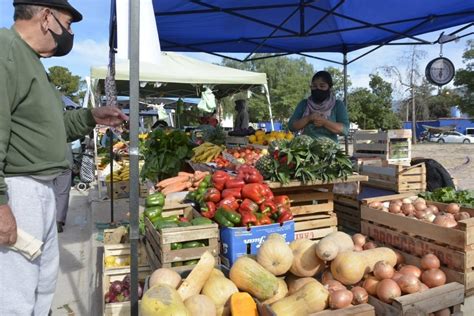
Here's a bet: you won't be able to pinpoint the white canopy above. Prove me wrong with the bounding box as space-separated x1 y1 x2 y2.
90 52 267 99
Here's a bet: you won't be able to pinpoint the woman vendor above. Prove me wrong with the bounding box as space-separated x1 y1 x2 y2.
288 71 349 142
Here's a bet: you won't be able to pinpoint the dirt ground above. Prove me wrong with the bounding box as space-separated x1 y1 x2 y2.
349 143 474 190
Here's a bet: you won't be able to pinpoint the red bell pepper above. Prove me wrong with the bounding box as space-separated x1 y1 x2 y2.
221 188 242 199
260 200 277 214
277 210 293 223
179 217 189 222
201 201 217 219
237 165 264 184
241 211 257 227
225 178 245 189
241 183 266 204
273 195 291 208
261 184 274 200
217 196 239 212
212 170 230 191
204 188 221 203
239 198 259 214
256 213 273 225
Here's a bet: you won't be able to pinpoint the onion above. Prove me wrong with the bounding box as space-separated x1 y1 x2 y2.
427 205 439 215
414 202 427 212
351 286 368 305
402 203 415 216
392 271 404 282
376 279 401 304
433 214 458 228
425 213 436 223
373 261 395 280
421 269 446 288
394 251 405 267
382 202 390 208
455 212 471 221
397 274 421 294
415 209 428 220
363 275 380 296
321 270 335 284
352 233 366 247
419 283 429 293
363 241 377 250
399 265 422 278
434 308 451 316
445 203 460 214
382 207 389 212
354 244 363 252
329 289 353 310
421 254 441 270
324 279 346 293
389 204 402 214
392 199 403 206
414 198 426 204
369 201 382 210
409 196 419 202
402 198 412 204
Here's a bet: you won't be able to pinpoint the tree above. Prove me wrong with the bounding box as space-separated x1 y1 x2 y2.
325 66 351 99
454 40 474 116
48 66 81 103
369 73 392 106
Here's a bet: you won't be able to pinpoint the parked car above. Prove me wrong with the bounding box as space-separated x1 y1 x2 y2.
429 131 474 143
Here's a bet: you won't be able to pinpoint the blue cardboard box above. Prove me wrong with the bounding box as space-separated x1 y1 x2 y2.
220 221 295 268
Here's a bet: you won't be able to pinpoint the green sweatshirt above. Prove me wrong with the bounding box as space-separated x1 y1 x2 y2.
288 99 349 142
0 27 96 205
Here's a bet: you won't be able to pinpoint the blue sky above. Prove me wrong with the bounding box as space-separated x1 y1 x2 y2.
1 0 472 99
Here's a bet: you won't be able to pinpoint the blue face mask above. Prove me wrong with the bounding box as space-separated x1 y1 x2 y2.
49 14 74 57
311 89 330 103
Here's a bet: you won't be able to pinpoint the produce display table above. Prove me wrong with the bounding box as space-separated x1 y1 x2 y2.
266 174 368 240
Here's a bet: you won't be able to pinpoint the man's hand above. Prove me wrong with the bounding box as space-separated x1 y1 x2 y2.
0 204 17 245
91 106 129 127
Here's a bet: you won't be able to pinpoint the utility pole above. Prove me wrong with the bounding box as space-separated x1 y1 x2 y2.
410 49 417 144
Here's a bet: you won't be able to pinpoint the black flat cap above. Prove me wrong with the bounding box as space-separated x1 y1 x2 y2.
13 0 83 22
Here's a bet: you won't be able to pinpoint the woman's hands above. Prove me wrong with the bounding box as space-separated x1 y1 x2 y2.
309 113 327 127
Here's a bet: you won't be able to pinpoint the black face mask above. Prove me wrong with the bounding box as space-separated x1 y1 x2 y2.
49 14 74 57
311 89 330 103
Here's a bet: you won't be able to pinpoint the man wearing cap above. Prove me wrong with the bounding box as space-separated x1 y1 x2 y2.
0 1 128 314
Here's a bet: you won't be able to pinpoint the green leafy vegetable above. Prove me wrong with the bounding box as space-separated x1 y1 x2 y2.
420 187 474 208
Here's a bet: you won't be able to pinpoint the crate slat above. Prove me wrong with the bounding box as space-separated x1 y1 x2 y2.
295 226 337 240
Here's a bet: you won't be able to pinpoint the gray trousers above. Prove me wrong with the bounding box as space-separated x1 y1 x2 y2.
0 177 59 316
53 169 72 223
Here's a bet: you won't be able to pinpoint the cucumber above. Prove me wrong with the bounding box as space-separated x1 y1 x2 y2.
182 241 205 249
191 217 213 226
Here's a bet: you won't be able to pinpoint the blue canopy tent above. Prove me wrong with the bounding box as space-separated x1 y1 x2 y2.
118 1 473 314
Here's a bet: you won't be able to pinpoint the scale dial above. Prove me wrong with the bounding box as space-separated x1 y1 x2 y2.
425 57 455 86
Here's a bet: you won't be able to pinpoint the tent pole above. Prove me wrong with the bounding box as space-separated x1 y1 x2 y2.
264 84 274 131
343 52 349 154
129 0 140 314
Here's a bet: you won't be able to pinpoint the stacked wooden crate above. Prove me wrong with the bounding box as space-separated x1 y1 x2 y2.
360 193 474 296
334 194 361 234
360 162 426 193
144 206 220 273
353 129 412 165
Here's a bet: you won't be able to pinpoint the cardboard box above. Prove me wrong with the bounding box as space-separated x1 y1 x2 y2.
220 221 295 268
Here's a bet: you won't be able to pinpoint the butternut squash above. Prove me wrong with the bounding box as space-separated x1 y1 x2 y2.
149 268 182 289
201 274 238 312
257 234 294 276
263 277 288 305
331 248 397 285
177 251 215 301
229 256 279 300
289 239 324 277
141 284 191 316
230 292 258 316
271 280 329 316
285 274 318 295
315 232 354 261
184 295 216 316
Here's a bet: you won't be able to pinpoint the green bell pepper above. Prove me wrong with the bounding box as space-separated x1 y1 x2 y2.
145 192 165 207
214 209 234 227
153 216 180 230
191 217 213 226
144 206 162 221
219 208 241 225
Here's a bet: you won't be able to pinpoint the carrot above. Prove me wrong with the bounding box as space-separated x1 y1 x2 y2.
162 181 189 195
158 175 188 188
193 178 205 188
188 187 196 192
193 171 209 182
178 172 194 177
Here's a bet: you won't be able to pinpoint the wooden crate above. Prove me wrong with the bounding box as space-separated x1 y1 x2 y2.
360 162 426 193
106 181 148 199
102 269 150 316
144 207 220 272
257 302 375 316
225 136 248 147
334 194 361 234
360 193 474 296
103 242 148 273
353 129 412 165
368 282 464 315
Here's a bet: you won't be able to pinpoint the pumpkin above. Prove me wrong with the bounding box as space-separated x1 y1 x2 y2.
263 278 289 305
201 274 238 312
178 251 215 301
230 292 258 316
141 284 191 316
285 274 318 295
271 280 329 316
331 248 397 285
289 239 324 277
315 232 354 261
210 269 225 278
229 256 279 300
149 268 182 289
184 295 216 316
257 234 294 276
